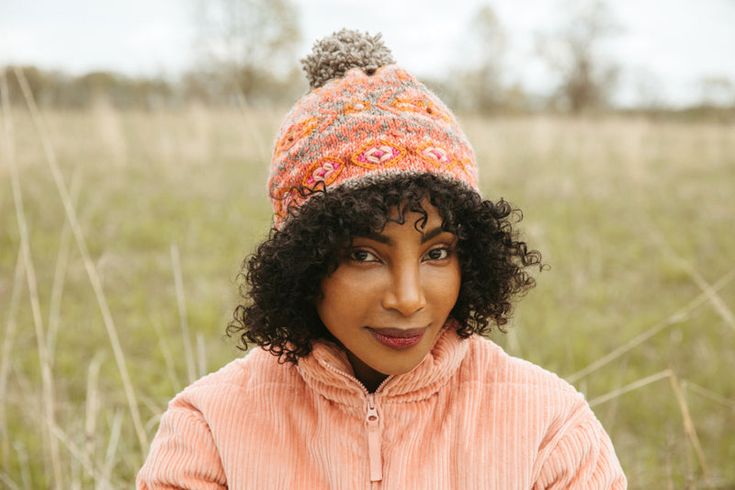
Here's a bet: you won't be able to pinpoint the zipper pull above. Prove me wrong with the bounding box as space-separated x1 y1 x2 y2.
365 393 383 482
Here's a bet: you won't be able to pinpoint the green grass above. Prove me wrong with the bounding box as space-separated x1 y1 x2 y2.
1 106 734 488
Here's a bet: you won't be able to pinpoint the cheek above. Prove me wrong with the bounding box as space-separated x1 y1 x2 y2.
317 270 373 319
427 262 462 305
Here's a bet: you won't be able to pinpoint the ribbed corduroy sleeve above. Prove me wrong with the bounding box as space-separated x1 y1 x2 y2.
137 404 227 489
533 400 627 489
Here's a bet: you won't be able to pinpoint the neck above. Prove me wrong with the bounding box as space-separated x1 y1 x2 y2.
346 351 389 393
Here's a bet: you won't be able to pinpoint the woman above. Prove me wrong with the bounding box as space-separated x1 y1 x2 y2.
138 29 627 489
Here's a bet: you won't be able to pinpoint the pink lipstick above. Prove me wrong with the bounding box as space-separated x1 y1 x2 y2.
367 327 426 350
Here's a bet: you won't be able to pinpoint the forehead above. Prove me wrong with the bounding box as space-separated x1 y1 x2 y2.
384 203 442 230
357 201 451 245
384 197 440 221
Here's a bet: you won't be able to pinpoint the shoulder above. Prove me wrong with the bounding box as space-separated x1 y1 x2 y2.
459 334 586 415
168 346 301 414
463 334 579 392
460 335 627 485
139 351 292 488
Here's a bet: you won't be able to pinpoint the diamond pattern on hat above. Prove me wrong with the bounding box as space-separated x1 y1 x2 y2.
417 142 452 167
351 141 405 169
303 158 346 189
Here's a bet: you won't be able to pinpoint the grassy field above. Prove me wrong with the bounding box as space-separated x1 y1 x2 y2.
1 98 734 488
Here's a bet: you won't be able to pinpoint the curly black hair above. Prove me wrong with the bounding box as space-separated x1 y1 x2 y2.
227 173 543 364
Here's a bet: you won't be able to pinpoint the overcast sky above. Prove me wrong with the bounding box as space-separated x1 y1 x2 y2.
1 0 734 107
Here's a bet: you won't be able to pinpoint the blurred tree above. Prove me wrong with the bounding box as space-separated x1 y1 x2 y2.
536 0 621 113
192 0 302 105
438 3 519 114
698 76 735 108
3 66 58 106
463 3 508 113
70 71 173 109
2 66 176 109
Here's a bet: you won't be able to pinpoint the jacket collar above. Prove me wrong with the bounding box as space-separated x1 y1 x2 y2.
296 319 470 407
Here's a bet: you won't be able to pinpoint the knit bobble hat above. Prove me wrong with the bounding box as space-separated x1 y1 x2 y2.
268 28 480 229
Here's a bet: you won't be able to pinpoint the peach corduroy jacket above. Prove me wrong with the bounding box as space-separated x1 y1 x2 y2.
137 323 627 489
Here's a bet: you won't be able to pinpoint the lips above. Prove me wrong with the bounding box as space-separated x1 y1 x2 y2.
366 326 428 338
367 327 427 350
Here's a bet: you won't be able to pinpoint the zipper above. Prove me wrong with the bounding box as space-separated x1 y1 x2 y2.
319 360 390 485
365 393 382 482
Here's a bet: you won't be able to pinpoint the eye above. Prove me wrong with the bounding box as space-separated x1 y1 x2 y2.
349 249 380 263
424 247 452 261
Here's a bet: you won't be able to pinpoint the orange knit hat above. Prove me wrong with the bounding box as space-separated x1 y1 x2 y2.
267 29 479 229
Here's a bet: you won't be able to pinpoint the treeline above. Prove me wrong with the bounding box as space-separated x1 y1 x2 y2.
5 63 734 122
1 65 305 110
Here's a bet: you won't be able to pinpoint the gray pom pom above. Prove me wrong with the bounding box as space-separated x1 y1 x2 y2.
301 28 396 89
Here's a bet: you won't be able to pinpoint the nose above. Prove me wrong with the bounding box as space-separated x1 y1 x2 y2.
381 262 426 317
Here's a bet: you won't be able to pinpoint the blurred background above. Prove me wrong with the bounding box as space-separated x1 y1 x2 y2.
1 0 733 488
2 0 735 113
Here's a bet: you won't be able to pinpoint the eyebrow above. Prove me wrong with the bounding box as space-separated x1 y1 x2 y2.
361 226 449 246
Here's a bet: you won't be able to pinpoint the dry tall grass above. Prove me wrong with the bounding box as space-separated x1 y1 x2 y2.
1 77 734 488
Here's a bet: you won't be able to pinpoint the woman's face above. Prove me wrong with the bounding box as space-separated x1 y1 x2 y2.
316 200 461 389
